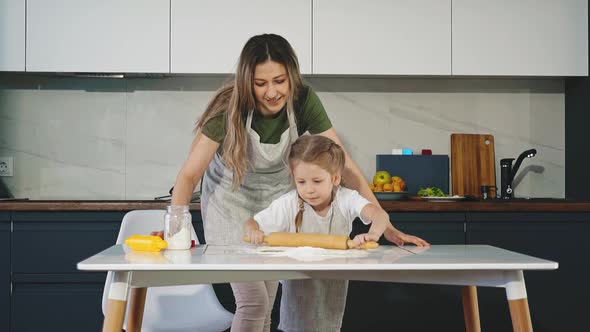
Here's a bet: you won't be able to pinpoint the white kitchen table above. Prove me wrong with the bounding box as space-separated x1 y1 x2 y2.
78 244 557 332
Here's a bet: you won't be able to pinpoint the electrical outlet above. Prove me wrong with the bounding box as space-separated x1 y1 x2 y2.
0 157 14 177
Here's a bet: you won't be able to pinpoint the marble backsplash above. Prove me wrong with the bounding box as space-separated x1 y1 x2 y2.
0 75 564 199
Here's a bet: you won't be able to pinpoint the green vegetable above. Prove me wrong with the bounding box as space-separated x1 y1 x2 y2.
417 187 447 197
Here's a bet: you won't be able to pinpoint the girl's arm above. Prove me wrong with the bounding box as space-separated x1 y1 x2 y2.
244 192 296 245
318 128 425 244
349 204 390 247
352 204 431 247
244 218 265 245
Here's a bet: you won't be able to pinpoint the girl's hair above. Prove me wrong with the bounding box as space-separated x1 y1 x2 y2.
195 34 304 189
288 135 346 232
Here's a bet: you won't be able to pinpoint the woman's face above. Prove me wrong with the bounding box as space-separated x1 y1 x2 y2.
253 60 290 117
292 161 341 212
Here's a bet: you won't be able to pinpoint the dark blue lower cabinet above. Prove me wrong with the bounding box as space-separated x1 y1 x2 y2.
388 212 466 245
466 212 590 332
344 282 465 331
344 213 466 332
11 283 104 332
10 212 121 332
1 213 10 332
11 212 122 274
9 209 586 332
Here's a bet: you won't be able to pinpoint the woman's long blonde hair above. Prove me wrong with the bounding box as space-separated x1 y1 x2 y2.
288 135 346 232
195 34 304 189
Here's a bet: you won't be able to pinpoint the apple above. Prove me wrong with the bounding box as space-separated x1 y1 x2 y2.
373 170 392 186
391 176 407 192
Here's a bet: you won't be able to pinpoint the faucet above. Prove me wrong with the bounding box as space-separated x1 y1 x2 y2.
500 149 537 199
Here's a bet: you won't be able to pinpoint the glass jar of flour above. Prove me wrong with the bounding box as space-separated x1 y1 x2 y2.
164 205 192 250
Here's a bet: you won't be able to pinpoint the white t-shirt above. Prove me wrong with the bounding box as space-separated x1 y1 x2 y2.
253 186 372 235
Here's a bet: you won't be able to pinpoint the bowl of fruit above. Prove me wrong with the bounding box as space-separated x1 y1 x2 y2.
369 170 408 200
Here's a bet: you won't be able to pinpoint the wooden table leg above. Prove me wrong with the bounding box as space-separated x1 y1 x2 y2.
102 271 130 332
462 286 481 332
508 298 533 332
103 299 127 332
126 287 148 332
505 270 533 332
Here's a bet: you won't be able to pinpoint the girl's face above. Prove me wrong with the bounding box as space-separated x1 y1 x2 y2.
253 60 290 117
292 161 341 211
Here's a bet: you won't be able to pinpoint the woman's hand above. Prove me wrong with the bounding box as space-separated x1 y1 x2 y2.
384 228 430 247
150 230 164 239
246 229 266 245
350 232 380 248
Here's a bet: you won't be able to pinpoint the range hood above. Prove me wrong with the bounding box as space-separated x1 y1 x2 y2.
54 72 168 79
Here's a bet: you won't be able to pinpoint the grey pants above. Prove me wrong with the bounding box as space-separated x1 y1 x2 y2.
230 281 279 332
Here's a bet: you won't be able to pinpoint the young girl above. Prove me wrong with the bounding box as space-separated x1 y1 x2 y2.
245 135 430 332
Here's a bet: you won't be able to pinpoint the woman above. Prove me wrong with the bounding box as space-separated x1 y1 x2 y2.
163 33 405 332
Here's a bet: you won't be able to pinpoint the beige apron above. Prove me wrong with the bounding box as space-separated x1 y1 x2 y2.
278 190 351 332
201 108 298 245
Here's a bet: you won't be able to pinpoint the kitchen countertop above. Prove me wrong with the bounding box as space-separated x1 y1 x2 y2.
2 199 590 212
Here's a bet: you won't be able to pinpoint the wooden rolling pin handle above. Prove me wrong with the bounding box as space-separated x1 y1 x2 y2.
243 235 265 243
244 233 378 250
347 240 379 249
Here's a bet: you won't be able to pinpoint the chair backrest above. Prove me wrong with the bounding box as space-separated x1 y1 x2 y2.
102 209 233 332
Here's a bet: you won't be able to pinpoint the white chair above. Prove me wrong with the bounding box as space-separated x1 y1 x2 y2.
102 209 233 332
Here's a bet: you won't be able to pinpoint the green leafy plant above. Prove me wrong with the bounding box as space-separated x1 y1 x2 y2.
417 187 447 197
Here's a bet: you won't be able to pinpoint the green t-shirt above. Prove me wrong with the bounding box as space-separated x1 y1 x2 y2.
201 85 332 144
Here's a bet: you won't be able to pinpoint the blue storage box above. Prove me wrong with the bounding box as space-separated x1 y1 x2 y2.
375 155 449 195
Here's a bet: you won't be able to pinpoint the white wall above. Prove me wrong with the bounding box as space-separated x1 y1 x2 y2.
0 75 564 199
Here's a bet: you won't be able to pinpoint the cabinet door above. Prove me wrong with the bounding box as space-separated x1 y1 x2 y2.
0 214 10 332
26 0 169 73
171 0 312 74
453 0 588 76
346 212 466 331
351 212 465 245
12 212 121 274
313 0 451 75
12 283 104 332
0 0 25 71
466 212 590 331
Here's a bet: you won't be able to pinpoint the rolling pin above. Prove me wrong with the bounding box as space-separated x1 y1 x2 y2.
244 232 379 250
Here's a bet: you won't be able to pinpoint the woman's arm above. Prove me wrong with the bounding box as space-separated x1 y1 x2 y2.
317 128 378 205
151 132 219 238
352 204 430 247
171 132 220 205
317 128 429 245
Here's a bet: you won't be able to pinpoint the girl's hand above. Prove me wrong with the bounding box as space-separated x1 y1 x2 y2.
350 232 380 248
384 228 430 247
150 230 164 239
246 229 266 245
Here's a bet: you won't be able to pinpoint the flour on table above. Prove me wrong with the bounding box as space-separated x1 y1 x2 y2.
256 246 369 261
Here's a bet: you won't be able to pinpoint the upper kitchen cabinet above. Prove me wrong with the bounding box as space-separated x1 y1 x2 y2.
313 0 451 75
26 0 169 73
0 0 25 71
171 0 312 74
452 0 588 76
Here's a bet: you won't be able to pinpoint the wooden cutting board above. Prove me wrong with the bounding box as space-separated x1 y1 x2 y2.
451 134 496 198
